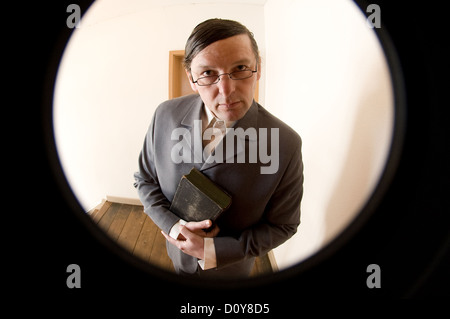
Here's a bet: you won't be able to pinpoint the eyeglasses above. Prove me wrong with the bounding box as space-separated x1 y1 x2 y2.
191 65 258 86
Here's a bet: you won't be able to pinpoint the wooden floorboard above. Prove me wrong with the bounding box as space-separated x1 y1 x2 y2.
133 215 159 263
91 201 273 276
91 200 111 223
118 205 147 252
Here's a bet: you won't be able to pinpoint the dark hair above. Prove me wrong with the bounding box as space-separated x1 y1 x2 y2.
183 18 260 71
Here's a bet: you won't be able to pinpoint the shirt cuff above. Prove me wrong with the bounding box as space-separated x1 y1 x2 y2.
198 237 217 270
168 219 187 239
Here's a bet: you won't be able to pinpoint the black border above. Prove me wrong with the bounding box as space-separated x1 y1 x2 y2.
17 0 449 306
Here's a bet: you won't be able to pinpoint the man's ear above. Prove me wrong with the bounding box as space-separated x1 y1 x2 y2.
185 70 198 92
256 56 262 81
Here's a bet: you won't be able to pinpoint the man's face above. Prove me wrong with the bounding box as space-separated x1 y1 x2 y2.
186 34 261 122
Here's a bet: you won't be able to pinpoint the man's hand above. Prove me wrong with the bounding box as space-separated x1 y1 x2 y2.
183 220 220 239
161 220 220 260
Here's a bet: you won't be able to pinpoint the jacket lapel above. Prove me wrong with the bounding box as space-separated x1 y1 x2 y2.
179 95 204 170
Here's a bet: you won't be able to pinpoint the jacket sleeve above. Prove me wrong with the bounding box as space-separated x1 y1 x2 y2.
213 141 303 269
133 112 180 234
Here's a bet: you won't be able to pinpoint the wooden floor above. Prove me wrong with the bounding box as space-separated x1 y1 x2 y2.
89 201 274 276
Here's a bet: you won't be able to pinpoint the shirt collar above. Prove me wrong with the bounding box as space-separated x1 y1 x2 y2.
203 105 237 128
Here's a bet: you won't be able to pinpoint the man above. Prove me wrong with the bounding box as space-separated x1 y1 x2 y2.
134 18 303 277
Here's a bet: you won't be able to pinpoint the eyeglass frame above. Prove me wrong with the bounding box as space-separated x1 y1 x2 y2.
190 64 258 86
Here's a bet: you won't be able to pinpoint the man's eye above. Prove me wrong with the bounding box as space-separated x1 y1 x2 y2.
201 70 215 77
236 65 248 71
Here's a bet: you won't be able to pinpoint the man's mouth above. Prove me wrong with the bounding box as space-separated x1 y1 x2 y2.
219 101 240 108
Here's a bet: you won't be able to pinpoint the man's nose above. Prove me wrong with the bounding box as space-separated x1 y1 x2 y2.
216 74 235 97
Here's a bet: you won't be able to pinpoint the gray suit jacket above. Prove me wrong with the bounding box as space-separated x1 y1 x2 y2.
134 94 303 276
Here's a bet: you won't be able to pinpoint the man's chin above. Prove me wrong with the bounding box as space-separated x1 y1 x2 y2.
216 104 250 122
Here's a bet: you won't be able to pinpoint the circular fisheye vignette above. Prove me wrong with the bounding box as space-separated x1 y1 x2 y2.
47 0 406 289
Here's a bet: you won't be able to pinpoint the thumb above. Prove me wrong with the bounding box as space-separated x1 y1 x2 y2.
186 220 212 231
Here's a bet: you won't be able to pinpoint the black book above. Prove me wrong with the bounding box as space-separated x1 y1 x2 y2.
169 167 232 223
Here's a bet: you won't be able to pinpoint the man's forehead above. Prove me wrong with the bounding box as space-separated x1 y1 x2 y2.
195 58 253 69
191 34 255 68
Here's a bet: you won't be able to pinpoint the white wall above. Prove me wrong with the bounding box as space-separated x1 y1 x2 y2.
264 0 393 269
53 0 266 210
54 0 393 271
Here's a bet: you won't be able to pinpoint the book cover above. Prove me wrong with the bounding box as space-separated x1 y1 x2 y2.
169 167 232 223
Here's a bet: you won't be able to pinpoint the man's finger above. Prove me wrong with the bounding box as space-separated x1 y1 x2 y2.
207 224 220 237
185 220 212 231
161 231 184 250
179 225 194 240
162 228 203 259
